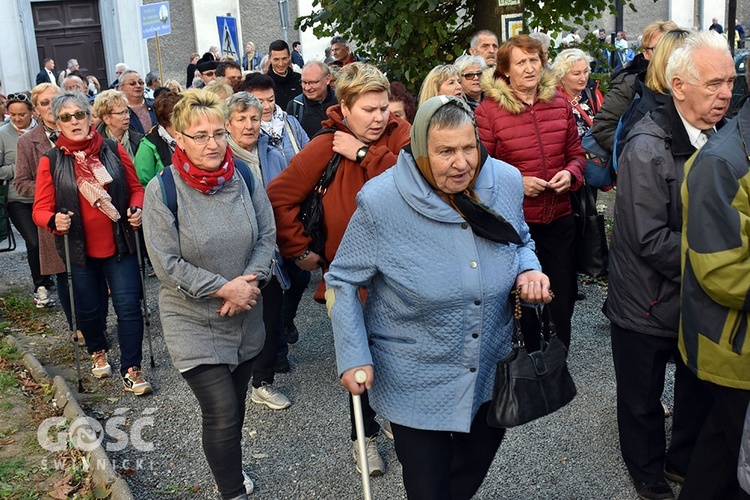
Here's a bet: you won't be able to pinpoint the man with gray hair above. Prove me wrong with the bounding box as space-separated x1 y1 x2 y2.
468 29 498 67
57 58 79 86
144 71 160 99
119 69 155 133
286 61 338 137
605 30 732 500
61 75 87 94
454 54 486 109
110 63 128 89
330 36 361 66
678 54 747 500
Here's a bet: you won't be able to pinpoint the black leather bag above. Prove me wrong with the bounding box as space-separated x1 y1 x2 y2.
487 296 577 428
298 153 341 257
572 183 609 277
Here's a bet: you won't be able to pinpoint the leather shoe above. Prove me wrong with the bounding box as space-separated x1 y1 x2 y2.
275 355 291 374
633 480 674 500
284 323 299 345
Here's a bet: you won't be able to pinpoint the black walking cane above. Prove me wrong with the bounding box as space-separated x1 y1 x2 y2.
60 208 84 393
131 207 155 367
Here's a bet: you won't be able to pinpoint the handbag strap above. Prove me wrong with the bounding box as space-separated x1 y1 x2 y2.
313 153 342 196
510 287 557 348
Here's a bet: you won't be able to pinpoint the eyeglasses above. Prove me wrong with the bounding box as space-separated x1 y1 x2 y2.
125 80 145 86
7 93 31 103
181 130 228 145
461 72 483 80
56 111 90 122
202 71 216 77
37 99 52 107
109 110 130 117
301 77 325 86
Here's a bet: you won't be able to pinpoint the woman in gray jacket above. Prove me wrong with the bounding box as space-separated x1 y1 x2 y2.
143 89 276 500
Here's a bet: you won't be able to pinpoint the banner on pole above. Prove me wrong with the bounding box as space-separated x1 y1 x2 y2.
216 16 239 59
140 2 171 40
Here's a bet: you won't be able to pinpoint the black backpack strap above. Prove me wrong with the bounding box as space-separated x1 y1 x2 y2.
156 167 179 230
313 127 337 138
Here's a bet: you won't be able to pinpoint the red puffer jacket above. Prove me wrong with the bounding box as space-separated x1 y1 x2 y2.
475 70 585 224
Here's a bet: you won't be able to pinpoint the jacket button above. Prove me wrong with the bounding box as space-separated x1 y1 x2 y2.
461 223 468 229
470 367 476 372
470 261 477 269
474 300 481 305
472 333 478 339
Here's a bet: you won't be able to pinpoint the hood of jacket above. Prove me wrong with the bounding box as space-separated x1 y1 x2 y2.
480 68 558 115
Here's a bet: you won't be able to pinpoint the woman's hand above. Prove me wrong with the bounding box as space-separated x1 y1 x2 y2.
55 211 74 234
548 170 572 194
128 207 142 229
341 365 374 395
332 131 366 162
212 274 260 316
515 270 553 304
296 251 323 271
522 176 548 197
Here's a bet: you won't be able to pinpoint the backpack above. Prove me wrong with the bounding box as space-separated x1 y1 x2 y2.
581 131 615 188
289 97 304 125
156 159 290 290
0 180 17 252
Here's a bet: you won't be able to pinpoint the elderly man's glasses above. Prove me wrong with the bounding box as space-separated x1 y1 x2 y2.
461 72 483 80
181 130 228 145
301 77 325 86
125 80 145 87
57 111 89 122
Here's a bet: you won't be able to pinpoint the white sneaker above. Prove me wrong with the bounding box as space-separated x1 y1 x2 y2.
34 286 54 308
243 470 254 494
91 350 112 379
250 383 291 410
352 436 385 477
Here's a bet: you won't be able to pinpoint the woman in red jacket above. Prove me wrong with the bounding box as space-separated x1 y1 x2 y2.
32 92 151 395
267 62 411 478
475 35 586 350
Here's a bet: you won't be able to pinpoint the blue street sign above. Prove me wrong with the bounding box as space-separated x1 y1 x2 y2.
216 16 239 59
141 2 171 40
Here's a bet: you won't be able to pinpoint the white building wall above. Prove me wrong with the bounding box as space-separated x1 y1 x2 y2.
4 0 35 93
192 0 241 58
298 0 330 63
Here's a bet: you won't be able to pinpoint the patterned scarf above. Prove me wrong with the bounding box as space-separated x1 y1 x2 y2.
56 127 120 222
260 105 286 147
171 145 236 195
12 118 37 136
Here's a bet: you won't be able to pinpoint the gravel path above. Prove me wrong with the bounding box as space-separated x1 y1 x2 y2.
0 237 678 499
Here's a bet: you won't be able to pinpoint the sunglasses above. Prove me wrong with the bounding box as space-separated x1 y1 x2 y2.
37 99 52 107
125 80 145 86
7 92 31 103
461 72 483 80
56 111 90 122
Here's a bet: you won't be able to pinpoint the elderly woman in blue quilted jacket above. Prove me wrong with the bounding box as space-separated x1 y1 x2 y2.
326 96 552 499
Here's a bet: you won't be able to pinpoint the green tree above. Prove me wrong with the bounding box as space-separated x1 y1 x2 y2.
297 0 637 93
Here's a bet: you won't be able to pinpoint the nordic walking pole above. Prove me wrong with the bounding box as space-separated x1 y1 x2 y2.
131 207 154 367
60 208 84 393
352 369 373 500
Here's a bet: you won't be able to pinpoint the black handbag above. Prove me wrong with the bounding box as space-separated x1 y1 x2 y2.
572 183 609 277
0 180 17 252
297 152 341 257
487 292 577 428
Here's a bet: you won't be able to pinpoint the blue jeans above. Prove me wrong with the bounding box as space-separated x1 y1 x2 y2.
70 253 143 375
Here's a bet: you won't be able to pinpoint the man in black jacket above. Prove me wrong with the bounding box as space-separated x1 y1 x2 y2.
266 40 301 110
36 58 57 85
286 61 337 137
605 31 733 500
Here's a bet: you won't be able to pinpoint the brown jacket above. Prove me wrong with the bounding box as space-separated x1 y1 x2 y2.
267 105 411 301
14 126 66 275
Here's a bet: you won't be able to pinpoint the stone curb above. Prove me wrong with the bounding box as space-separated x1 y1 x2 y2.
4 335 134 500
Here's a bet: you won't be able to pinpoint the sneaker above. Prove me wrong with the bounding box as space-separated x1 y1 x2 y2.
352 436 385 477
251 383 291 410
34 286 55 308
274 355 291 374
242 470 254 494
381 420 394 440
91 350 112 378
123 367 153 395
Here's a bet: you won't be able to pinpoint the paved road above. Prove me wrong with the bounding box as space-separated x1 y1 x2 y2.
0 241 679 499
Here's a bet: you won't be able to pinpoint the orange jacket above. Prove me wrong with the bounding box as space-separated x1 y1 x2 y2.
267 105 411 301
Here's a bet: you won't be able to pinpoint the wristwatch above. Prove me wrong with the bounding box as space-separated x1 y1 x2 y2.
355 146 369 163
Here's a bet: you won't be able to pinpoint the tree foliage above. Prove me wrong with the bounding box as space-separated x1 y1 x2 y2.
297 0 639 94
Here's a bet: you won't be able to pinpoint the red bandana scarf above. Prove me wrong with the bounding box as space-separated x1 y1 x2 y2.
172 146 236 195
